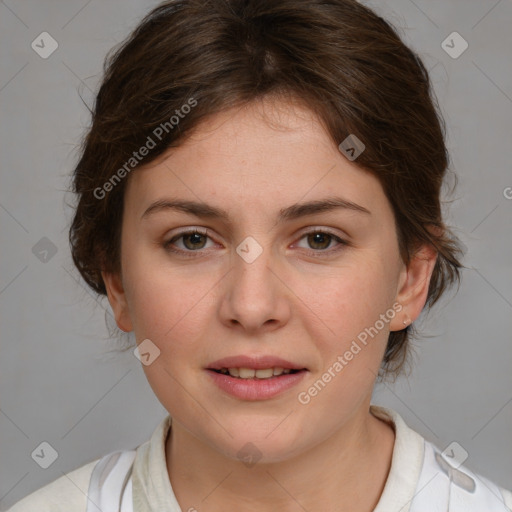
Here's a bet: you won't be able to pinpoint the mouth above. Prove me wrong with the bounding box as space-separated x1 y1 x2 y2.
205 355 308 400
208 367 304 379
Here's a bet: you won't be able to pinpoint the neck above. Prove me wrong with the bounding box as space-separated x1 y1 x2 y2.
166 403 395 512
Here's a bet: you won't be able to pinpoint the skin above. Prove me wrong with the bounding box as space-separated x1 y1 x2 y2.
103 96 437 512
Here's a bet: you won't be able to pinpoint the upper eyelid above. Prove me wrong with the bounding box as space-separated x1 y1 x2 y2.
168 225 346 239
167 226 347 248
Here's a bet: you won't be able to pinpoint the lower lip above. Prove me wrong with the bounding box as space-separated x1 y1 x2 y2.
206 369 308 400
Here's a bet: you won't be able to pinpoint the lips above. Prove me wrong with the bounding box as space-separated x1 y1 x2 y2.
205 355 309 400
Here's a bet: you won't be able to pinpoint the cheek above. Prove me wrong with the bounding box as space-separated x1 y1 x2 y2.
295 268 395 409
125 268 212 410
303 259 395 341
123 254 219 368
129 277 208 341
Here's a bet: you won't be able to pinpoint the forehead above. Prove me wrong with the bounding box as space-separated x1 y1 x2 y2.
124 99 385 219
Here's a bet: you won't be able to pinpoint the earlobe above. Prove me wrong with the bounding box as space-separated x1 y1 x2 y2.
389 244 438 332
101 270 133 332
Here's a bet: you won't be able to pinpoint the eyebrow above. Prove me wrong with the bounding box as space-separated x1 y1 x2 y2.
140 196 371 222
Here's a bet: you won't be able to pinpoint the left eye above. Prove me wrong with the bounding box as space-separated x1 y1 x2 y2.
294 230 346 252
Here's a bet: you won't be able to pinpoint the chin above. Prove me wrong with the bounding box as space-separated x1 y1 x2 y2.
206 425 308 467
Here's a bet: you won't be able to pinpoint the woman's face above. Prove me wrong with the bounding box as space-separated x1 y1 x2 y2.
103 98 432 462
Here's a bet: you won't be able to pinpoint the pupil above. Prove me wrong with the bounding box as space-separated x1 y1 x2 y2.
309 232 330 250
185 232 205 250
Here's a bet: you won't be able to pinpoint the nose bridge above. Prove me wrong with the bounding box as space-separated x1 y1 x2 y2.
221 232 287 330
232 233 275 296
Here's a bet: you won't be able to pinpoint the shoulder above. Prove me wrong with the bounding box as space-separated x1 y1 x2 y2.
370 405 512 512
501 487 512 511
411 438 512 512
5 458 100 512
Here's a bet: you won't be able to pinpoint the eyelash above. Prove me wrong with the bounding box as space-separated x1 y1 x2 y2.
163 228 348 258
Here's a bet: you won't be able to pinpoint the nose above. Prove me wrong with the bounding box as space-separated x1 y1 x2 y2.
218 238 291 335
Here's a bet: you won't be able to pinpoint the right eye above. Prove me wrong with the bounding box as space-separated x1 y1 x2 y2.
164 228 216 255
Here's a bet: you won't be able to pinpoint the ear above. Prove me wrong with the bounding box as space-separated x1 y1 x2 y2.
389 243 438 331
101 270 133 332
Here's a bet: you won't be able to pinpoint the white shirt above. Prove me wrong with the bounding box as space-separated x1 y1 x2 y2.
6 405 512 511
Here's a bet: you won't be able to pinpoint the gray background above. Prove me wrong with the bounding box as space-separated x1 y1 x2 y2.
1 0 511 509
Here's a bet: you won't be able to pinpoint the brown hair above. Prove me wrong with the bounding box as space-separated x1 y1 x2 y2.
68 0 463 381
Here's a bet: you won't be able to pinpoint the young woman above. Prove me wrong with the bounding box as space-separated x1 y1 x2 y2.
8 0 512 511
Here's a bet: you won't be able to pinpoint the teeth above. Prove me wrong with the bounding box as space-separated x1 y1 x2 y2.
217 367 297 379
255 368 274 378
239 368 256 378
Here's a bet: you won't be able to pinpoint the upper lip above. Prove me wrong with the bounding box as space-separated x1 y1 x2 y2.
207 355 307 371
